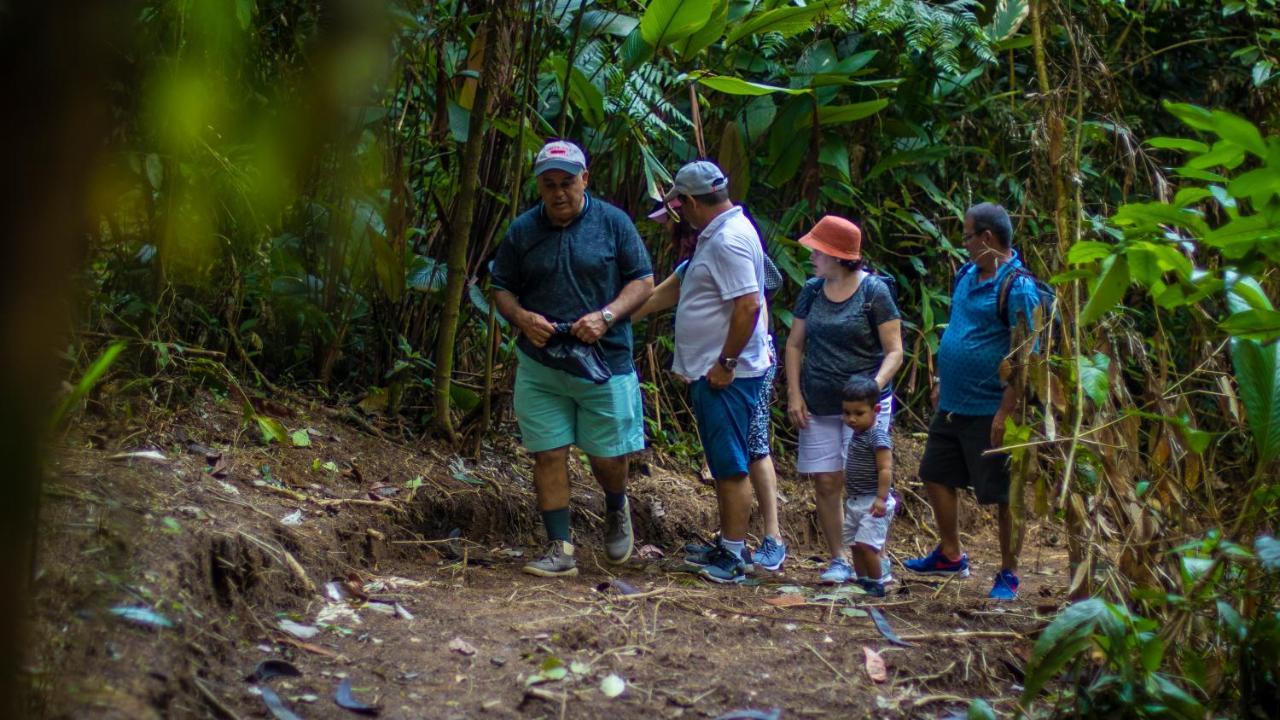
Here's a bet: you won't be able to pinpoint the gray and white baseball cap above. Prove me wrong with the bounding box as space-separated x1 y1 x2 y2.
664 160 728 201
534 140 588 176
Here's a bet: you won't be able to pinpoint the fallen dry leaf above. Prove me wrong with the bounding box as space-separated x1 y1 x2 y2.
863 646 887 683
764 594 806 607
448 637 477 656
208 455 230 478
278 635 340 659
637 544 664 560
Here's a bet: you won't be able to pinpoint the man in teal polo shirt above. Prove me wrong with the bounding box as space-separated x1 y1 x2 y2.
491 140 654 577
904 202 1040 600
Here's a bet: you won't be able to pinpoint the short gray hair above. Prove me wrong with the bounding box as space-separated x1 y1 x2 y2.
966 202 1013 248
689 188 730 206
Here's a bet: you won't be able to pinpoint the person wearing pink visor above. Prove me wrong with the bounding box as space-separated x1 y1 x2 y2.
634 194 788 575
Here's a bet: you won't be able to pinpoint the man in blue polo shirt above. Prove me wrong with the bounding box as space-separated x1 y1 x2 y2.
904 202 1039 600
491 140 654 577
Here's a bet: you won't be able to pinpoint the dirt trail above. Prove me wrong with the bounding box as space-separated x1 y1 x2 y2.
28 393 1068 719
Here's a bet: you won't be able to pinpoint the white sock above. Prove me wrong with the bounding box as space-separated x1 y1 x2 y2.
720 538 746 559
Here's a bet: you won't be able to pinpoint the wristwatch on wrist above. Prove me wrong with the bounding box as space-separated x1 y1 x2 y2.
601 307 616 326
718 355 739 371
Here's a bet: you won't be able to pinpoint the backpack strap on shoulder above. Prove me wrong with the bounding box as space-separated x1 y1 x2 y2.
996 267 1035 328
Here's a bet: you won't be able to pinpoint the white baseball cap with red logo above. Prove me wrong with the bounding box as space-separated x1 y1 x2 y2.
534 140 588 176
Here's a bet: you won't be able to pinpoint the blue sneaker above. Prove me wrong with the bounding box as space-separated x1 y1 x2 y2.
752 535 787 572
699 545 747 584
989 569 1019 600
819 557 854 584
903 546 970 577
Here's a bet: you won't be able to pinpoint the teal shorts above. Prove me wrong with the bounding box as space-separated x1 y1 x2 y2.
513 348 645 458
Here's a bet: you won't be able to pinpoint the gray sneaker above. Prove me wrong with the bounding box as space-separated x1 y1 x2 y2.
522 540 577 577
603 498 634 565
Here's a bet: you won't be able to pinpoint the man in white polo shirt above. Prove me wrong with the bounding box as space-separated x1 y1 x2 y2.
668 160 771 583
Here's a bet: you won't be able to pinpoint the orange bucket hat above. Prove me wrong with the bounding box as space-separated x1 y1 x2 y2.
799 215 862 261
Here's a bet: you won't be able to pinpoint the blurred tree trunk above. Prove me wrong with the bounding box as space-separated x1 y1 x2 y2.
0 1 133 713
433 4 505 441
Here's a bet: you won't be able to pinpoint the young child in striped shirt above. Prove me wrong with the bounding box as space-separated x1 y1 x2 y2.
840 375 896 597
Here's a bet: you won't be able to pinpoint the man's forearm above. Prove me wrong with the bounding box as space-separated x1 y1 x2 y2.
605 276 655 320
493 289 525 327
997 383 1019 415
632 273 679 321
720 295 761 359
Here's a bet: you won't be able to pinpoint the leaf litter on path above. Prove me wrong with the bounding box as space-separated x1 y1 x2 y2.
713 710 782 720
863 646 888 682
259 686 303 720
334 678 380 716
109 605 173 629
108 449 169 463
869 607 913 647
246 659 301 683
278 619 320 640
600 673 626 698
448 637 477 656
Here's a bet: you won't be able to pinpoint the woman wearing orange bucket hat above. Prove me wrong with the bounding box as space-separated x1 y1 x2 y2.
784 215 904 587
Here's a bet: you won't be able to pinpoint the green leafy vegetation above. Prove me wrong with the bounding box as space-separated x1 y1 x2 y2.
45 0 1280 713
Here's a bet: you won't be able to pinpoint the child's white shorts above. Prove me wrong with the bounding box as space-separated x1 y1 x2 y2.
841 492 896 550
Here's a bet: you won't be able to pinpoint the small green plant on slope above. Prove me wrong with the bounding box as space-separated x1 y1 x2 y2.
1020 534 1280 718
1022 104 1279 717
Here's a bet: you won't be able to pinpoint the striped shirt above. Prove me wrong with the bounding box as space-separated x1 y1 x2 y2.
844 426 892 496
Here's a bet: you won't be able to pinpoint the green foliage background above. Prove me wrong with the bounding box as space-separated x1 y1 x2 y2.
69 0 1280 712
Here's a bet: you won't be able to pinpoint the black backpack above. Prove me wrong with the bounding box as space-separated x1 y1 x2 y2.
859 267 901 356
957 262 1059 350
861 265 900 328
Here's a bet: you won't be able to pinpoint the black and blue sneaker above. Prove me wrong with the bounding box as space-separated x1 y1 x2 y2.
698 545 747 584
752 535 787 572
685 534 752 571
683 533 719 565
857 577 886 598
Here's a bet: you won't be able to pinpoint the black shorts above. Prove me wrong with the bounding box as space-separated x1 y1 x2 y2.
918 412 1011 505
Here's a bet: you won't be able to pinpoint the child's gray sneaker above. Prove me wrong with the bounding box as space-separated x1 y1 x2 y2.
820 557 854 584
522 540 577 577
603 498 634 565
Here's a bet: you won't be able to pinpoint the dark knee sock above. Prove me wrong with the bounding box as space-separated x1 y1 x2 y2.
604 490 626 513
541 508 571 543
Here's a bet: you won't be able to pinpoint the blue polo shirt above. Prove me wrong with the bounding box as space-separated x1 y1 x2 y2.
491 194 653 374
937 252 1039 415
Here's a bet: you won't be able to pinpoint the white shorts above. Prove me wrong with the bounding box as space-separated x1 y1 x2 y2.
795 395 893 474
841 493 897 550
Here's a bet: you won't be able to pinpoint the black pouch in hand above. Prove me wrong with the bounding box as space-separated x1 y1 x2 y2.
533 322 613 384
